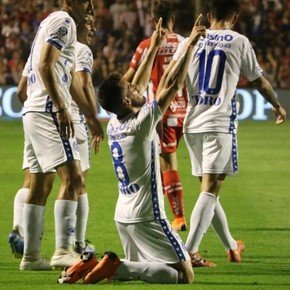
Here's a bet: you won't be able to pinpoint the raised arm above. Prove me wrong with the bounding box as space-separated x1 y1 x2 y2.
157 14 206 113
131 18 166 93
251 76 286 124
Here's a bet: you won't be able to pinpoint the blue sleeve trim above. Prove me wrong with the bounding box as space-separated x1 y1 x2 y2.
47 39 63 51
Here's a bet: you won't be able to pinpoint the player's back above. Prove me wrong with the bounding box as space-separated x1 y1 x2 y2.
183 29 263 133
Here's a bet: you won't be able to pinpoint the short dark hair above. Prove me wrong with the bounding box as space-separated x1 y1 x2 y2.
210 0 239 21
98 72 123 113
151 0 174 27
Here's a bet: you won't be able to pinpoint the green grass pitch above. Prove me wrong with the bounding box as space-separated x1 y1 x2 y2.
0 120 289 290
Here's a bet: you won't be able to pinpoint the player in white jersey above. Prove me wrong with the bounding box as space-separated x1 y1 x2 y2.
72 15 104 253
19 0 101 271
9 13 102 260
58 17 206 285
172 0 286 267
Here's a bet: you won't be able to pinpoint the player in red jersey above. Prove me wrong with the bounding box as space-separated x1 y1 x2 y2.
124 0 188 231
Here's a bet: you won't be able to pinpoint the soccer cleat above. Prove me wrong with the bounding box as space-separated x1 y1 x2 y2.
189 252 217 267
8 227 24 258
74 240 96 255
227 240 245 263
58 252 98 284
50 248 81 269
83 251 122 284
171 217 187 231
20 258 51 271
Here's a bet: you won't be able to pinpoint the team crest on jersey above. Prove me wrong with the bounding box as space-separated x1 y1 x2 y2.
58 26 68 36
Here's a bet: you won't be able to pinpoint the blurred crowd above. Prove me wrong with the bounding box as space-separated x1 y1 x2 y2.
0 0 289 88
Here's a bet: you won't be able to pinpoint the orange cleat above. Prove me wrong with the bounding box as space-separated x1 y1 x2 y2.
227 240 245 263
83 251 122 284
171 217 187 231
58 252 98 284
189 252 217 267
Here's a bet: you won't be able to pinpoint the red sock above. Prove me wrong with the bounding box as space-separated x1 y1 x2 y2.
162 170 185 219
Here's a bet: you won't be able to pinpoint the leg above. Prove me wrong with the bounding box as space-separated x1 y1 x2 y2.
20 172 55 270
51 160 84 268
160 126 186 231
12 169 31 236
186 173 219 254
211 176 245 262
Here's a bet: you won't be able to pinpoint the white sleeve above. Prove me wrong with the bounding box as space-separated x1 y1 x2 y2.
241 37 263 81
75 45 93 73
46 16 75 51
172 38 188 61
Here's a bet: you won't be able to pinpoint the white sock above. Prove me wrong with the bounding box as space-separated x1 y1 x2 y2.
54 200 77 250
75 193 89 245
23 204 45 261
211 198 237 250
114 261 178 284
13 188 29 237
186 192 217 253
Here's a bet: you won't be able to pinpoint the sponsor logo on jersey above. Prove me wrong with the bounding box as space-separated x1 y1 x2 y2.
207 34 233 42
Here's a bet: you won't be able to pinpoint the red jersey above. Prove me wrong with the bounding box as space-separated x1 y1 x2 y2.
130 33 188 126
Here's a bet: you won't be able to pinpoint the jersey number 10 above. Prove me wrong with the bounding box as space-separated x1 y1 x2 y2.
198 49 226 95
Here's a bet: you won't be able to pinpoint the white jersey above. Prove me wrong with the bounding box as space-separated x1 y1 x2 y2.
173 29 263 134
24 11 76 113
71 41 94 123
107 101 166 223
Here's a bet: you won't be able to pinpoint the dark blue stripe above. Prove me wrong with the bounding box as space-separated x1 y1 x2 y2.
151 140 161 220
45 96 53 113
47 39 63 50
82 67 90 73
229 95 238 173
51 112 74 161
158 219 186 262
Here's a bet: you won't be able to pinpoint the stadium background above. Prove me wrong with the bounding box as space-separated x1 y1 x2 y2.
0 0 289 120
0 1 290 288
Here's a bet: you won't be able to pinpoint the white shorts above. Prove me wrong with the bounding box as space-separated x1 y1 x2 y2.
115 219 190 264
23 112 80 173
184 132 238 176
74 122 90 172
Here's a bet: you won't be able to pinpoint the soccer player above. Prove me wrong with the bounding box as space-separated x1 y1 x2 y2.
9 13 103 259
72 14 104 254
124 0 188 232
172 0 287 266
19 0 102 271
58 16 206 285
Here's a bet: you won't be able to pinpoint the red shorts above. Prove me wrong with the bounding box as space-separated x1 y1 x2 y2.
160 124 183 153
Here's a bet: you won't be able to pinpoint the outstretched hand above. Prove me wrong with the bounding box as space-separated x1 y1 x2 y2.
151 18 167 48
188 14 206 46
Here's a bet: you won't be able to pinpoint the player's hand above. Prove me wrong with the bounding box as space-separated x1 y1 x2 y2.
272 105 286 125
188 14 206 46
151 18 167 48
57 108 74 139
85 117 104 154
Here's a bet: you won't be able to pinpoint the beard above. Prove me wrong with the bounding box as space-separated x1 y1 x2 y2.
131 95 146 108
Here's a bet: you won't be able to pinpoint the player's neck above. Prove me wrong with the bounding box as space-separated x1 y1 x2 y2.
210 18 235 30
